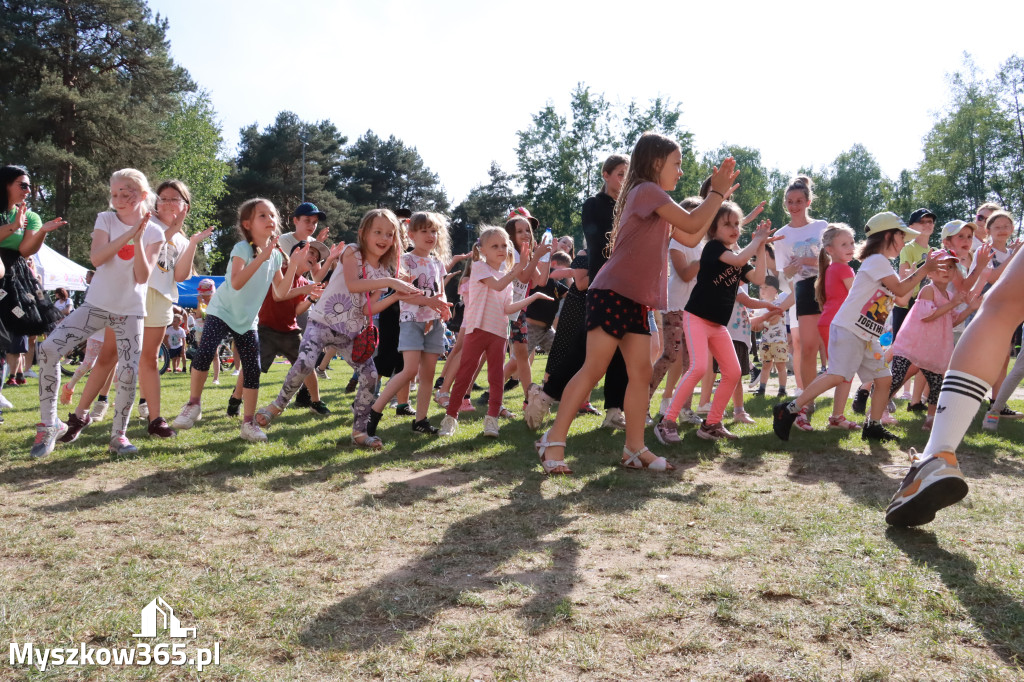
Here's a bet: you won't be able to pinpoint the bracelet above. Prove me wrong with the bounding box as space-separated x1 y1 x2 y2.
709 189 725 198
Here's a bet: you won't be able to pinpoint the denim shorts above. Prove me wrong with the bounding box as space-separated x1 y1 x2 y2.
398 319 446 354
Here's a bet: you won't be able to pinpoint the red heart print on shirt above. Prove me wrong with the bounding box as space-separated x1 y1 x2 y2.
118 242 135 260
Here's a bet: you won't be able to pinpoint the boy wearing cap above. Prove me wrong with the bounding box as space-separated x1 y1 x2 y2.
774 212 941 444
280 203 330 280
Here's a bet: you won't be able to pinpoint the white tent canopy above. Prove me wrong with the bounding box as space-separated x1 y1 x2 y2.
31 243 89 292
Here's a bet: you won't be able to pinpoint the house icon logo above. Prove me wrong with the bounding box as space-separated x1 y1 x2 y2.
133 598 197 639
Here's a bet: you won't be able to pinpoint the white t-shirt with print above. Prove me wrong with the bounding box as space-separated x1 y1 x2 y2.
165 326 186 349
665 241 702 312
86 211 166 317
761 294 789 345
832 254 896 341
147 217 190 301
508 249 529 321
726 283 752 347
399 252 446 323
773 219 828 283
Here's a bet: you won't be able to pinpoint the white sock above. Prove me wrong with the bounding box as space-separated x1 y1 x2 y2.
923 370 990 458
658 398 671 415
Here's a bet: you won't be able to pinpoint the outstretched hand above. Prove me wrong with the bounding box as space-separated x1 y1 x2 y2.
742 201 767 226
191 225 216 243
41 216 67 233
709 157 740 199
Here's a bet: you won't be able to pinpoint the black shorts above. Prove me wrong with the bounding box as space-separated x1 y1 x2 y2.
585 289 650 339
168 346 183 359
713 340 750 376
795 277 822 317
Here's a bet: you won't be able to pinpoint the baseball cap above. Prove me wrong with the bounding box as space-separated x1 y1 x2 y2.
197 278 215 293
931 249 960 262
908 208 937 225
289 239 330 261
864 211 920 238
508 206 539 229
939 220 976 241
293 202 327 220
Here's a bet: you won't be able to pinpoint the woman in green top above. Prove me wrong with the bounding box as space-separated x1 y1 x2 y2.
0 165 67 338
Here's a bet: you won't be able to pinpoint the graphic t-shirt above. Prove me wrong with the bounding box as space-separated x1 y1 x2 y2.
684 240 753 327
761 294 788 345
399 252 446 323
508 249 529 321
165 326 186 349
309 246 389 337
147 219 190 302
773 219 828 282
727 283 752 348
86 211 166 317
832 254 895 341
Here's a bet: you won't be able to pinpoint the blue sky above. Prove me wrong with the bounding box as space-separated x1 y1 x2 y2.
148 0 1024 203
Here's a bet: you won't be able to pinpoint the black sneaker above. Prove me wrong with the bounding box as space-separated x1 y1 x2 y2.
776 387 786 398
294 386 313 408
411 418 439 435
395 403 415 416
754 386 765 397
433 376 444 390
503 378 520 392
59 412 91 443
996 404 1023 419
852 387 870 415
476 391 490 406
309 400 331 416
772 401 799 441
226 396 243 417
862 420 899 443
471 383 484 392
906 401 927 413
367 408 384 436
345 375 358 393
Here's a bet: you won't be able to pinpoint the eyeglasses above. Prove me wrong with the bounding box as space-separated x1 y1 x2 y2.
18 183 30 190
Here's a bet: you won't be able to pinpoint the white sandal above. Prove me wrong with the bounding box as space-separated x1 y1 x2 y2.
351 432 383 450
621 445 674 472
535 430 571 475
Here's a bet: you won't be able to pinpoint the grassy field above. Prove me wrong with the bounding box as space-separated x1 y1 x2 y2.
1 360 1022 681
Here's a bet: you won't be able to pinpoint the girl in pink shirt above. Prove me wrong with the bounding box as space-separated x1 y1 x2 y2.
439 227 551 439
813 224 859 431
534 132 739 475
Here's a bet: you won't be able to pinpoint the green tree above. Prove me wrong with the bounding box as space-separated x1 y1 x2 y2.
0 0 193 258
156 91 229 272
339 131 449 219
885 169 918 225
214 112 352 269
824 144 888 233
618 96 699 200
450 162 519 253
994 55 1024 219
701 145 772 237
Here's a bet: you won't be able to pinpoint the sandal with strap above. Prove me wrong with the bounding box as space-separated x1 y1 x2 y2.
621 445 675 472
535 430 571 475
351 432 383 450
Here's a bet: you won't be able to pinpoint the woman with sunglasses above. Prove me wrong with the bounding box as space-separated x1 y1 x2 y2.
0 165 66 392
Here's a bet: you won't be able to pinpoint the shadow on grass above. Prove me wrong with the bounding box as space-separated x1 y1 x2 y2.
298 466 705 651
887 527 1024 667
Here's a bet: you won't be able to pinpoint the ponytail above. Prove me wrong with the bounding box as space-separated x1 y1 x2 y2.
815 247 831 310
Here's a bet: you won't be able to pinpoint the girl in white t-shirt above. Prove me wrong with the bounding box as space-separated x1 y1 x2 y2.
367 211 454 436
33 168 165 458
773 212 940 444
773 176 828 393
137 180 215 437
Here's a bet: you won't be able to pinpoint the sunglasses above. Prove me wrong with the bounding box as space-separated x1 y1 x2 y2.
976 214 989 222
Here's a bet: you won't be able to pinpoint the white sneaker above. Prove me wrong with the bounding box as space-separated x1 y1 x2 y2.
695 402 711 416
231 369 240 376
138 401 150 422
483 415 500 437
172 402 202 429
89 400 109 422
30 420 68 459
602 407 626 430
315 368 328 380
439 415 457 437
678 408 704 425
24 369 38 378
240 421 268 442
0 393 13 409
108 432 138 456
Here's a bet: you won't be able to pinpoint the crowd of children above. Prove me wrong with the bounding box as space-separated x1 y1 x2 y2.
3 140 1024 531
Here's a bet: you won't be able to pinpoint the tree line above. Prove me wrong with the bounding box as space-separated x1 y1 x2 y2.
2 1 1021 272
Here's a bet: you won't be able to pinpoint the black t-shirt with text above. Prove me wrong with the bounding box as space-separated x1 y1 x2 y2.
684 239 754 326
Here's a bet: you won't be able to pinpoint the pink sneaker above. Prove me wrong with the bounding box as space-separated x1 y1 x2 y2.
881 411 899 426
458 397 475 413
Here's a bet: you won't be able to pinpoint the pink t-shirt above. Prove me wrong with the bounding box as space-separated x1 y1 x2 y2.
818 261 855 329
463 261 513 338
589 182 673 309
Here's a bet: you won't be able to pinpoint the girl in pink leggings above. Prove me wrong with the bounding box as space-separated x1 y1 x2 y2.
657 202 776 441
